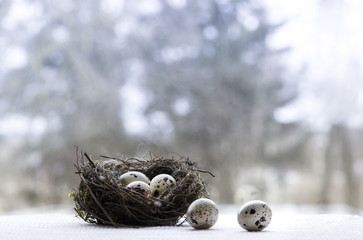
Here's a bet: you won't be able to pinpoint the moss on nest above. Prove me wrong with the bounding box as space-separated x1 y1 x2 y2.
70 149 212 227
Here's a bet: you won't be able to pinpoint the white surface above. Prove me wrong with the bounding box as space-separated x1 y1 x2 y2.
0 208 362 240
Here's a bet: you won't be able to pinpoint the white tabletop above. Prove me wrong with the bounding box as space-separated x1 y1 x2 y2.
0 207 362 240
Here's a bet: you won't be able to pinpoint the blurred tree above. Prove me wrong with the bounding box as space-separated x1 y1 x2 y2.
125 0 299 202
0 0 134 207
320 124 358 209
0 0 306 209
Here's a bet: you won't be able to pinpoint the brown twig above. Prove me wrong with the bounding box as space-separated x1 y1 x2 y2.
84 152 96 168
80 175 117 227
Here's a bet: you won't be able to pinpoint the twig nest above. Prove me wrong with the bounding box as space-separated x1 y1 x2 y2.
70 151 211 227
186 198 219 230
150 174 176 198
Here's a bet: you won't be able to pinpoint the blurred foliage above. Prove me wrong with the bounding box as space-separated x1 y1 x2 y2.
0 0 361 211
131 1 302 201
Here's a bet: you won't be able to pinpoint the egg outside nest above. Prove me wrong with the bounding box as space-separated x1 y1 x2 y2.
70 150 213 227
186 198 219 230
237 200 272 231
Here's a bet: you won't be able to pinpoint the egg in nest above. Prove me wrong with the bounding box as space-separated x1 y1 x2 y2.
119 171 150 186
150 174 176 198
126 181 151 196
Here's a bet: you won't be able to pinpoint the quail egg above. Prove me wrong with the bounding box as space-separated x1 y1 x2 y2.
119 171 150 186
149 174 176 197
186 198 219 230
237 200 272 231
126 181 151 196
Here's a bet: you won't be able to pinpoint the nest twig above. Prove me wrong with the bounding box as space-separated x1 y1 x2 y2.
70 149 211 227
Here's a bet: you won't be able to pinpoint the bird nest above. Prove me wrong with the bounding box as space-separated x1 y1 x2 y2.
69 150 212 227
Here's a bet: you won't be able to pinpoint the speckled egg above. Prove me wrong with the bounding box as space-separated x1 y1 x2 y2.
126 181 151 196
119 171 150 186
186 198 219 230
237 200 272 231
149 174 176 198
